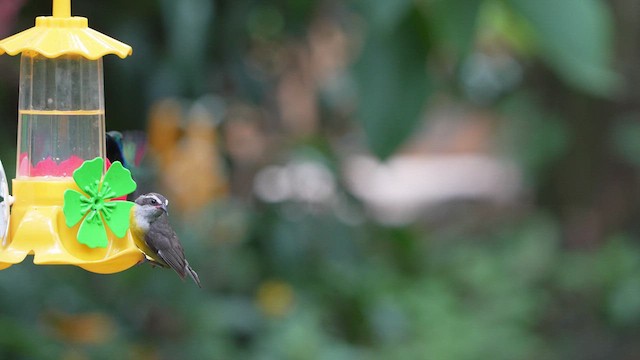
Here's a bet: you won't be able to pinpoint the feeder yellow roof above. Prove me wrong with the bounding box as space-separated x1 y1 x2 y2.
0 0 132 60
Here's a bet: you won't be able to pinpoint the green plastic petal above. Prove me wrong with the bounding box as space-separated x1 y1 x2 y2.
63 189 88 227
73 157 104 197
77 210 108 248
102 201 135 238
101 161 137 198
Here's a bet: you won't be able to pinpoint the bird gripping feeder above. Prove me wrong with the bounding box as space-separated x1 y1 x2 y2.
0 0 144 273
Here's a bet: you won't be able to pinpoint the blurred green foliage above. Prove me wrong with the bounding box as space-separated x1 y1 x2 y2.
1 0 640 359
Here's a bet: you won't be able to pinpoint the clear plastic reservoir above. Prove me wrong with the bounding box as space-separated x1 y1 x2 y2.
17 51 105 177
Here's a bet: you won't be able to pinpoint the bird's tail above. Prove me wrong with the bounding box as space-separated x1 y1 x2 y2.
185 262 202 288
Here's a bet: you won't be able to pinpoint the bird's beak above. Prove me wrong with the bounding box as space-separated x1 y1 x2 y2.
160 204 168 215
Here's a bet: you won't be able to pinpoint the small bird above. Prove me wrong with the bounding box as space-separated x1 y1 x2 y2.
106 130 147 170
106 130 148 200
130 193 201 287
106 131 128 168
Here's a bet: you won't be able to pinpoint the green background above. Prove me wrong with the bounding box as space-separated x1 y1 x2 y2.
1 0 639 358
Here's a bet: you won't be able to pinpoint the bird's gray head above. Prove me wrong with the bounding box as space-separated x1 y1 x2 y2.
134 193 169 222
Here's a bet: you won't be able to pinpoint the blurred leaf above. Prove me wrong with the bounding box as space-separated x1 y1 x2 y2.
497 93 569 183
427 0 483 57
502 214 559 283
354 8 431 159
0 317 60 359
247 5 284 41
595 237 640 286
360 0 413 31
160 0 214 95
555 251 596 292
608 276 640 326
611 116 640 166
475 0 537 55
508 0 618 95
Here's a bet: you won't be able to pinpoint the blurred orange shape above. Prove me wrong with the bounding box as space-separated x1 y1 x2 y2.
45 311 117 345
256 279 295 318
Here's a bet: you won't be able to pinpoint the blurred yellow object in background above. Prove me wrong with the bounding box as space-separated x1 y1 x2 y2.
257 280 295 318
44 311 116 345
148 99 228 214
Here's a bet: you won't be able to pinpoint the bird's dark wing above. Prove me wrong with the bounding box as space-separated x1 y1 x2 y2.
145 215 189 278
105 132 127 168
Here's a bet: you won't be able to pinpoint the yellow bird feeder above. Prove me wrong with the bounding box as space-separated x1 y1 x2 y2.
0 0 144 273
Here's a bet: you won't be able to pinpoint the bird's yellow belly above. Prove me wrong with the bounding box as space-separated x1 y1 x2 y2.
129 211 167 266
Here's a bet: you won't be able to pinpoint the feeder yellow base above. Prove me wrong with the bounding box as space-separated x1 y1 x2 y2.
0 177 143 273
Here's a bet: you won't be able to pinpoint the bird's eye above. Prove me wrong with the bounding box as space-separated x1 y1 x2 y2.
150 199 157 205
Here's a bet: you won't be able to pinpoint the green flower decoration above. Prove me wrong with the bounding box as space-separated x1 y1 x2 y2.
63 157 137 248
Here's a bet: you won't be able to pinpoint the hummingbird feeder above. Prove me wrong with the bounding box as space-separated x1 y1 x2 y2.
0 0 144 273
